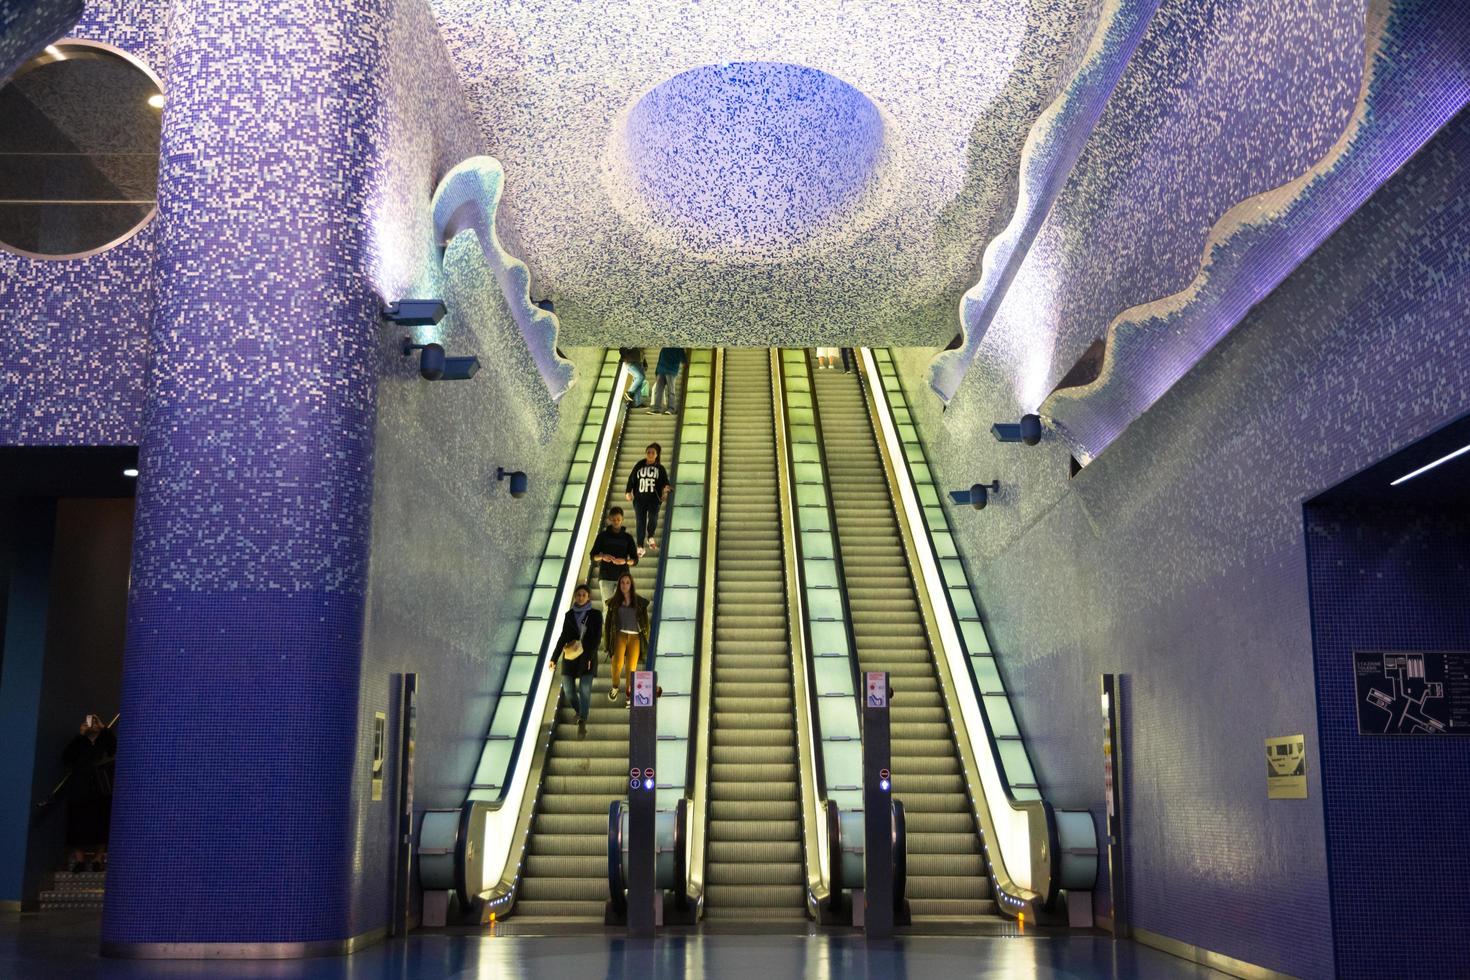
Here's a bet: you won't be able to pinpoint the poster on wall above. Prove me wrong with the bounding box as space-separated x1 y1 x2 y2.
1354 650 1470 735
1265 734 1307 799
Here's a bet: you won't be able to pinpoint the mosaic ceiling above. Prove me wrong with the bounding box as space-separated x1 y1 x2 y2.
423 0 1461 457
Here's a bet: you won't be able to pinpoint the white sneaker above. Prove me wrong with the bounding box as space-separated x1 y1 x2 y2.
637 546 646 558
648 538 659 552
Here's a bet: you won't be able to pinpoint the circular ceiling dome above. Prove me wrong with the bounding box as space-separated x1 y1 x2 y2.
609 62 890 256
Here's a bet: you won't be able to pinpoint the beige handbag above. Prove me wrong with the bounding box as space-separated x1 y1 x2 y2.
562 639 584 660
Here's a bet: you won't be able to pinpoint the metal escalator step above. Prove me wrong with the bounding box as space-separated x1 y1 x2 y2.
907 898 998 917
908 853 986 878
545 757 630 777
902 812 977 834
702 905 810 921
712 696 794 714
703 883 807 908
708 779 799 803
540 775 629 795
532 813 606 835
537 794 623 815
525 854 605 877
510 899 605 920
526 833 604 856
711 727 794 747
710 744 796 765
891 773 964 795
706 862 804 886
905 873 992 900
707 818 802 842
906 831 982 855
516 876 608 902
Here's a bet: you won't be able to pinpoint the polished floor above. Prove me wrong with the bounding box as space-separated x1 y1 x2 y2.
1 912 1231 979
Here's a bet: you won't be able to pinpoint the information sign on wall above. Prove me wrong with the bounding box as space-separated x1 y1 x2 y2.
1265 734 1307 799
1354 650 1470 735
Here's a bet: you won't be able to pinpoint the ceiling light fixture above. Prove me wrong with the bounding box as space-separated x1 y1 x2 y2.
1390 442 1470 486
147 93 165 109
123 468 139 478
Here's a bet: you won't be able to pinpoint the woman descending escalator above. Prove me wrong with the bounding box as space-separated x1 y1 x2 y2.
625 442 672 558
603 572 650 706
548 584 602 738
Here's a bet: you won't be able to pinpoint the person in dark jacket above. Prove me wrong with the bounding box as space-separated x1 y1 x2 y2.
649 347 685 416
620 347 646 408
62 714 115 872
590 507 638 602
604 572 651 704
548 583 602 737
625 443 672 557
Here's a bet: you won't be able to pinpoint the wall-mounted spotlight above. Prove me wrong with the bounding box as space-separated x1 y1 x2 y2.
990 413 1043 447
382 299 448 326
403 339 480 381
949 480 1000 511
496 466 529 499
122 468 139 479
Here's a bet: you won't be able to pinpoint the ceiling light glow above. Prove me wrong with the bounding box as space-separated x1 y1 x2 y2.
1389 443 1470 486
147 93 166 109
123 468 139 478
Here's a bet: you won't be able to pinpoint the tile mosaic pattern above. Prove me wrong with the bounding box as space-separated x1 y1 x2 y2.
1304 504 1470 979
0 0 81 80
893 104 1470 977
0 1 167 446
1046 0 1470 461
426 0 1096 347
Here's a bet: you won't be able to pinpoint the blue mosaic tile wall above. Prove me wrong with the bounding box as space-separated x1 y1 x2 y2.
1304 504 1470 979
0 1 168 447
895 107 1470 978
348 0 603 934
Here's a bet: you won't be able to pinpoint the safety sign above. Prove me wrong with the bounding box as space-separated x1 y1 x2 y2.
1265 734 1307 799
632 671 655 708
866 672 888 708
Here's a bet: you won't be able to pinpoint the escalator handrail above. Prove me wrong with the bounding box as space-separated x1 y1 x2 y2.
795 349 871 733
684 349 723 917
769 348 833 916
856 347 1084 914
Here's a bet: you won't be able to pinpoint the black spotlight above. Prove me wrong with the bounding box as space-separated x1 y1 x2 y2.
948 480 1000 511
497 466 529 498
992 414 1044 446
403 339 480 381
382 299 448 326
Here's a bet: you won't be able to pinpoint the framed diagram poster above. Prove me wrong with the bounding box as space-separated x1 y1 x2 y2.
1354 650 1470 735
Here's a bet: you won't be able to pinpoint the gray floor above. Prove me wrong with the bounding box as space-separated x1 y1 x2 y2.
1 912 1230 979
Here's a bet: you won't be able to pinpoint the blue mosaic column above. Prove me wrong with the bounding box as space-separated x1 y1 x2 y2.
101 0 388 952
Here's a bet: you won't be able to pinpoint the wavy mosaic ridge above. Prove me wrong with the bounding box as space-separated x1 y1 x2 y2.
431 157 577 400
927 0 1158 404
0 0 82 80
1046 0 1470 462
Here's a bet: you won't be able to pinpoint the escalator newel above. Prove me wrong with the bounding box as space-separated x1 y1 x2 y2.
627 669 658 938
863 670 896 939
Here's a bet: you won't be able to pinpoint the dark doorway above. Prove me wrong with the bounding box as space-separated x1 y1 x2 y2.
0 446 137 911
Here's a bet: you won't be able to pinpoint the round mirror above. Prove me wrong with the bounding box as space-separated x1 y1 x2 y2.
0 40 163 260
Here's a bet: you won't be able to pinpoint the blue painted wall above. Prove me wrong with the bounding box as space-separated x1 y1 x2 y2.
1305 503 1470 979
898 106 1470 977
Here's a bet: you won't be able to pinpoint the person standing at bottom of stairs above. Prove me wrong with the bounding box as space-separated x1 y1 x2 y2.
603 572 650 705
625 443 672 558
548 584 602 738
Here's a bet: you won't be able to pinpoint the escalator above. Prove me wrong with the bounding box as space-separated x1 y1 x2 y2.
810 363 995 923
514 368 685 921
702 348 806 919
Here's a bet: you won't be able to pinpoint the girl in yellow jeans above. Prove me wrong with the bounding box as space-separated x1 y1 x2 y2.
604 572 651 704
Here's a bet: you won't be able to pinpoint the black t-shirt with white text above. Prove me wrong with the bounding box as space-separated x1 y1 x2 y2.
626 462 670 503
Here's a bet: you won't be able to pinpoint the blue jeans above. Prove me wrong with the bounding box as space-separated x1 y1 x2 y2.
625 362 646 406
561 672 594 720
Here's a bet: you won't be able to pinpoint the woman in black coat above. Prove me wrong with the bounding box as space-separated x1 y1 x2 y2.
547 583 603 737
62 714 116 872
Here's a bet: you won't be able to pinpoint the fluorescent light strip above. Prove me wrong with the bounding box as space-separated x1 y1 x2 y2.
1390 442 1470 486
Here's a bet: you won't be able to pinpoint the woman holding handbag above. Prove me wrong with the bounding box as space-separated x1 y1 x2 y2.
548 583 602 737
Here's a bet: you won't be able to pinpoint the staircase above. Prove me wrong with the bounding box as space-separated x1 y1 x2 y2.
513 363 682 921
39 870 105 910
811 362 998 924
703 349 806 920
